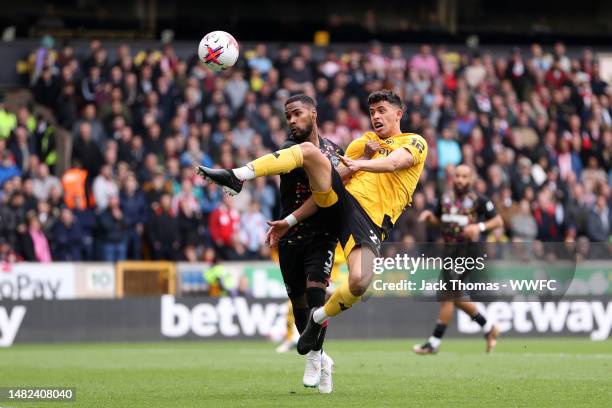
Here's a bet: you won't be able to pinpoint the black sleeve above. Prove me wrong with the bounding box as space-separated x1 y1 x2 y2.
476 194 497 220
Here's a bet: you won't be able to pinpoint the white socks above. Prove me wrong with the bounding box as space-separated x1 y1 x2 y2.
313 307 328 325
233 165 256 181
307 349 322 359
428 336 441 349
483 321 493 333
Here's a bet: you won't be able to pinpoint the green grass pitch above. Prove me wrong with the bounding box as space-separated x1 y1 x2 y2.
1 339 611 407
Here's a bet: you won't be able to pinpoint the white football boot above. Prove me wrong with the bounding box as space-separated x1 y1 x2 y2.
318 351 334 394
302 350 322 387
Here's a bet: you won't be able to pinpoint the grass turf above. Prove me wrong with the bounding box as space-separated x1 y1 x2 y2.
1 338 611 407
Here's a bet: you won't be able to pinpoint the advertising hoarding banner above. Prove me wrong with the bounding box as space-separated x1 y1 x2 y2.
1 296 610 347
0 263 75 300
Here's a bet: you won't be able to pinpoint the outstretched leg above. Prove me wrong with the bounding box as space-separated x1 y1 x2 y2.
196 142 332 195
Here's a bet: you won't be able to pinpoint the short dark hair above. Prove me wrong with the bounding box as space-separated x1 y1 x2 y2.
367 89 403 109
285 93 316 108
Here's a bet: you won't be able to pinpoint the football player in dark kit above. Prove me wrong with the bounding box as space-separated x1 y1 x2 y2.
413 164 504 354
266 94 369 393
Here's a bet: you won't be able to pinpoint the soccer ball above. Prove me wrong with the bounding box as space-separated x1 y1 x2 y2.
198 31 239 72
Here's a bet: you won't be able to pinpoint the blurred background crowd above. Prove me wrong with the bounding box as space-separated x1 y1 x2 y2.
0 37 610 263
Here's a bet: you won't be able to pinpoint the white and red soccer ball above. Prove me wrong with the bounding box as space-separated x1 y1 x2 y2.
198 31 239 72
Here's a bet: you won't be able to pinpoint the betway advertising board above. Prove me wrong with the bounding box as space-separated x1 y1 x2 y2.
1 296 610 347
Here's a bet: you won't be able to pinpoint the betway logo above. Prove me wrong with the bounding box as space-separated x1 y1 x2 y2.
0 305 26 347
161 295 287 338
458 301 612 341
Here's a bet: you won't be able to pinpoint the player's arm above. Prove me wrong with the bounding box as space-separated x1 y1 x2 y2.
481 214 504 231
266 197 318 247
292 196 318 222
341 135 426 174
341 147 414 173
337 137 381 181
463 197 504 241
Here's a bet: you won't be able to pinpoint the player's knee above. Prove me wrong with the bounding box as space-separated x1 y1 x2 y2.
306 278 327 289
299 141 316 156
299 142 323 162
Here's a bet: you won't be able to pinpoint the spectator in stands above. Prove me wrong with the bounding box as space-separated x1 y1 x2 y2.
437 128 462 174
248 43 273 75
21 178 37 213
0 191 25 249
98 195 127 262
120 173 148 260
32 163 62 202
55 83 78 128
72 195 96 260
410 44 439 78
177 192 202 252
72 122 103 183
225 70 249 112
51 207 83 261
148 193 180 260
510 199 538 241
200 182 222 218
0 237 18 263
73 104 106 147
586 192 611 242
61 163 88 209
93 164 119 212
240 201 267 259
0 140 21 185
209 195 240 260
19 211 52 262
33 66 60 108
534 189 566 241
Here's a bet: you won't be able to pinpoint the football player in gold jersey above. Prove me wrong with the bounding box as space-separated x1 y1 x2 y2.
196 89 427 354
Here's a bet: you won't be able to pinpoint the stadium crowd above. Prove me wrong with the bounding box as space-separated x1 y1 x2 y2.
0 38 610 263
